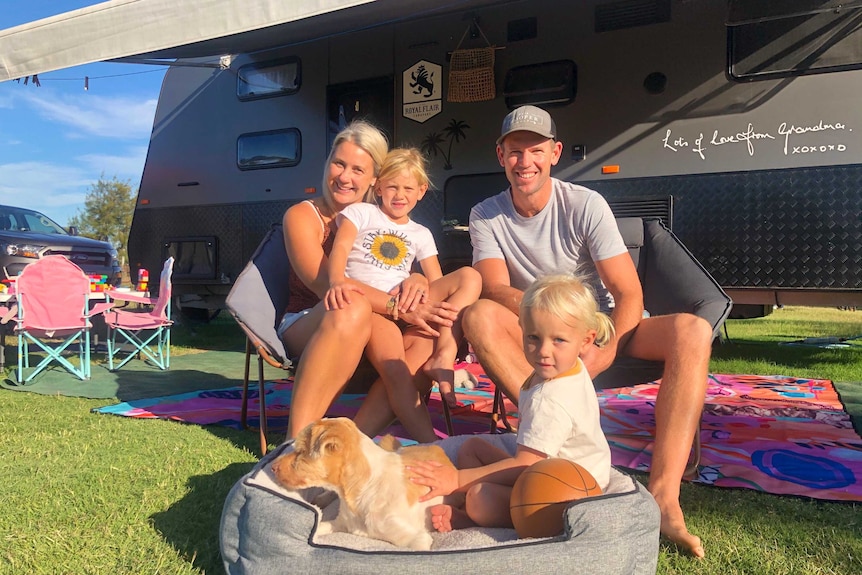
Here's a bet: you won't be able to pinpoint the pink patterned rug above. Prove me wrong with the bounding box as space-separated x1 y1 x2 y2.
94 363 862 502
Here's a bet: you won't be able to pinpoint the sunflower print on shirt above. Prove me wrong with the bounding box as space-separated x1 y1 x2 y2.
362 229 413 272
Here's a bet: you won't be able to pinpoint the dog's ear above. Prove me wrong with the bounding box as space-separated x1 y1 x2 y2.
312 425 343 456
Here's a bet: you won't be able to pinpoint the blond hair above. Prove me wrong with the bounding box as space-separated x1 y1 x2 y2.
377 147 432 190
321 120 389 211
520 273 615 347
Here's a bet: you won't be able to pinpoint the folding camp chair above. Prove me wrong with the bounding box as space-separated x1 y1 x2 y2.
13 255 113 383
226 225 294 456
489 217 732 476
103 257 174 371
596 217 732 476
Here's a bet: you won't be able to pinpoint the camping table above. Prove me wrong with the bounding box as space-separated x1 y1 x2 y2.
0 289 148 370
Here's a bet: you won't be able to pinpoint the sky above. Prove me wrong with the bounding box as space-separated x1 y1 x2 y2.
0 1 166 225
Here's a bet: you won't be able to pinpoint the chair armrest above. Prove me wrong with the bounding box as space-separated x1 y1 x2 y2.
88 302 115 317
0 304 16 324
106 290 156 305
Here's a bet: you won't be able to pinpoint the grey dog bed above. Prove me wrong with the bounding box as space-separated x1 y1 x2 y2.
220 434 660 575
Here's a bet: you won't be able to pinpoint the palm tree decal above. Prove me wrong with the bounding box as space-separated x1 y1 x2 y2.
421 118 470 170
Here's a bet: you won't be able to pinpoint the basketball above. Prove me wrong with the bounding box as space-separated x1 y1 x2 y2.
509 458 603 538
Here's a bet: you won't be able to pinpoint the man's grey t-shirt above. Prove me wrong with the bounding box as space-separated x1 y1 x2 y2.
469 178 627 311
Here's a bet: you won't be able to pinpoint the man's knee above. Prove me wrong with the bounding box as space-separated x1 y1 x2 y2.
462 299 510 342
673 314 713 348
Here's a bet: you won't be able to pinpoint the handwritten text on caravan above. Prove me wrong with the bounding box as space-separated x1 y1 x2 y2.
661 120 850 160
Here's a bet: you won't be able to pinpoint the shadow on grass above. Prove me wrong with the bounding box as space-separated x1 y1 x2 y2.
624 469 862 569
713 338 862 372
666 481 862 571
170 313 248 353
151 459 257 574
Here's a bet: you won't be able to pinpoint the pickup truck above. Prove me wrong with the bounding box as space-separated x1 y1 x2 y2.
0 204 122 286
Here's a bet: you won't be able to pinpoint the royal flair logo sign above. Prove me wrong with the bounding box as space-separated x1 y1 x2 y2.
402 60 442 123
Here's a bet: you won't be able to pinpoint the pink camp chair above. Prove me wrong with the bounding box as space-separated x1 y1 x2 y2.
103 257 174 371
13 255 113 383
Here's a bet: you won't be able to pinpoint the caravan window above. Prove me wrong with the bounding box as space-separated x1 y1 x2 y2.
237 129 301 170
728 0 862 80
502 60 577 109
237 58 301 100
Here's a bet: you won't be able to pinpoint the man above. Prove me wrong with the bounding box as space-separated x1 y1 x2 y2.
462 105 711 558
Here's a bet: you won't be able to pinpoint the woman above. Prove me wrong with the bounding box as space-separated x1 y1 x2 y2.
280 121 458 442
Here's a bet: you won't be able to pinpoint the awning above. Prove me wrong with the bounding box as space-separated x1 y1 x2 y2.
0 0 380 81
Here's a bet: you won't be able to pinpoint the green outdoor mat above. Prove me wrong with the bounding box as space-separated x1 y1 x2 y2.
0 350 289 401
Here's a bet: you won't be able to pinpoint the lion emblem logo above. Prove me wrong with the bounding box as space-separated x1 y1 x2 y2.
410 64 435 98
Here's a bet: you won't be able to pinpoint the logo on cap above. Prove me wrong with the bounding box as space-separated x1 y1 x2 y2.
497 105 556 145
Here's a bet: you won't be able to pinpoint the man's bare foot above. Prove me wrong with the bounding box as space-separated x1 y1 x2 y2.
430 504 474 532
423 355 457 407
654 494 704 558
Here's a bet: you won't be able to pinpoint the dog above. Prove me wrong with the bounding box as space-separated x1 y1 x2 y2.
270 417 455 550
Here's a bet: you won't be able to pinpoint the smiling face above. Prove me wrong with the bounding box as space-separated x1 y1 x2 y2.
325 140 378 211
375 168 428 224
496 131 563 216
520 307 596 381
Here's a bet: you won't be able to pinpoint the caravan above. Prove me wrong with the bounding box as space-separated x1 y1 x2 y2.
19 0 862 317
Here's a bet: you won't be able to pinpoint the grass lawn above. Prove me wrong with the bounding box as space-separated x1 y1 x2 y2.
0 307 860 574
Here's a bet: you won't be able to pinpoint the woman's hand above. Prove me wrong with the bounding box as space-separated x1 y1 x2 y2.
406 461 460 501
399 300 459 337
393 273 430 312
324 280 364 311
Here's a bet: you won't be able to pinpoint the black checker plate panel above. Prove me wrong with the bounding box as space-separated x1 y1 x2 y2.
587 165 862 289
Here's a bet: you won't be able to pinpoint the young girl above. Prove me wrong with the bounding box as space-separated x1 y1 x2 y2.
407 273 614 530
325 148 481 442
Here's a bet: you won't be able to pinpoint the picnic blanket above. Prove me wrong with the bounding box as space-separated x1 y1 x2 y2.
93 364 862 502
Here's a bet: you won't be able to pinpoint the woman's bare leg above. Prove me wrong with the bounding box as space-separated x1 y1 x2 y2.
283 298 372 439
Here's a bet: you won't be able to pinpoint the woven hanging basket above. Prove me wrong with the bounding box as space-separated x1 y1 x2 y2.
447 25 496 103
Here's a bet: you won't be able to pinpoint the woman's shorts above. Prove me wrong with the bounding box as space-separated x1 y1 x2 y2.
276 309 312 340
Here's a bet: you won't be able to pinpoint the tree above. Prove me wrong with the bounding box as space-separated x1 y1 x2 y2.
420 118 470 170
67 175 137 266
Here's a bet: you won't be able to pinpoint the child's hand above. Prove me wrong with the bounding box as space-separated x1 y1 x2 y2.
324 280 363 310
406 460 459 501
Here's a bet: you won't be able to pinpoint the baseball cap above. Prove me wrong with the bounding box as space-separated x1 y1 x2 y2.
496 105 557 145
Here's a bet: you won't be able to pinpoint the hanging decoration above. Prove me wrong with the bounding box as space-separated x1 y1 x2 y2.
447 21 498 103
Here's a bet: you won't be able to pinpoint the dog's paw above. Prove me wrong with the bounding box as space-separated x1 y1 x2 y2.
393 531 433 551
453 368 477 390
408 532 434 551
316 520 336 535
